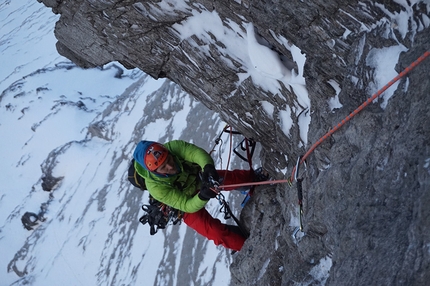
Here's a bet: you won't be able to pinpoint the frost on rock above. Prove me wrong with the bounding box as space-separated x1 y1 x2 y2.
365 45 408 109
327 79 343 111
260 101 274 119
246 23 292 81
279 107 293 138
309 256 333 285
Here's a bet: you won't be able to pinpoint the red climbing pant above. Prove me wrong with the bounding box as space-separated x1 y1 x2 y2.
182 169 254 251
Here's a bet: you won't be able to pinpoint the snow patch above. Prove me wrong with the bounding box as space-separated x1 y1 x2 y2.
257 258 271 281
327 79 343 111
279 107 293 138
309 256 332 285
424 158 430 169
261 101 275 119
365 45 408 109
246 23 292 81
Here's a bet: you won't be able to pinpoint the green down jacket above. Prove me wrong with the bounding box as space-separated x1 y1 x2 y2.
134 140 214 213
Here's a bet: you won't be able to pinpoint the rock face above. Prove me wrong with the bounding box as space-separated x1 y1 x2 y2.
39 0 429 285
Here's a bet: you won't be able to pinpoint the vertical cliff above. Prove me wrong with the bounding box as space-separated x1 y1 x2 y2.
39 0 430 284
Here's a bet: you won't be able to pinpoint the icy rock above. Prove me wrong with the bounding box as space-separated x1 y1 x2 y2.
246 23 292 81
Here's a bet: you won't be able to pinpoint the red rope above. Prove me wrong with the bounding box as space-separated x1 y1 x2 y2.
219 178 293 190
290 50 430 181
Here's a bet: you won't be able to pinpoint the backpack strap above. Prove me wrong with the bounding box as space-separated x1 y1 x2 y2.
128 159 147 190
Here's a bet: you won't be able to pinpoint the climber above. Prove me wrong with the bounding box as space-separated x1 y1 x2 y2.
132 139 268 251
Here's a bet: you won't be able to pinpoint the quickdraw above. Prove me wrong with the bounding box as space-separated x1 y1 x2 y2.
293 156 307 231
209 125 256 236
210 124 258 206
210 124 256 170
139 197 183 235
217 192 250 238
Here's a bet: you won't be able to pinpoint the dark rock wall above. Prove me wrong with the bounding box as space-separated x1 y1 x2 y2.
39 0 429 285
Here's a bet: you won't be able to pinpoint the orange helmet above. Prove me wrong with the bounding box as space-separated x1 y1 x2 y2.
144 143 169 171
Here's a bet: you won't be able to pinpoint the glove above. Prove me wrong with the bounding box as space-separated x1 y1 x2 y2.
198 184 218 201
201 164 219 186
